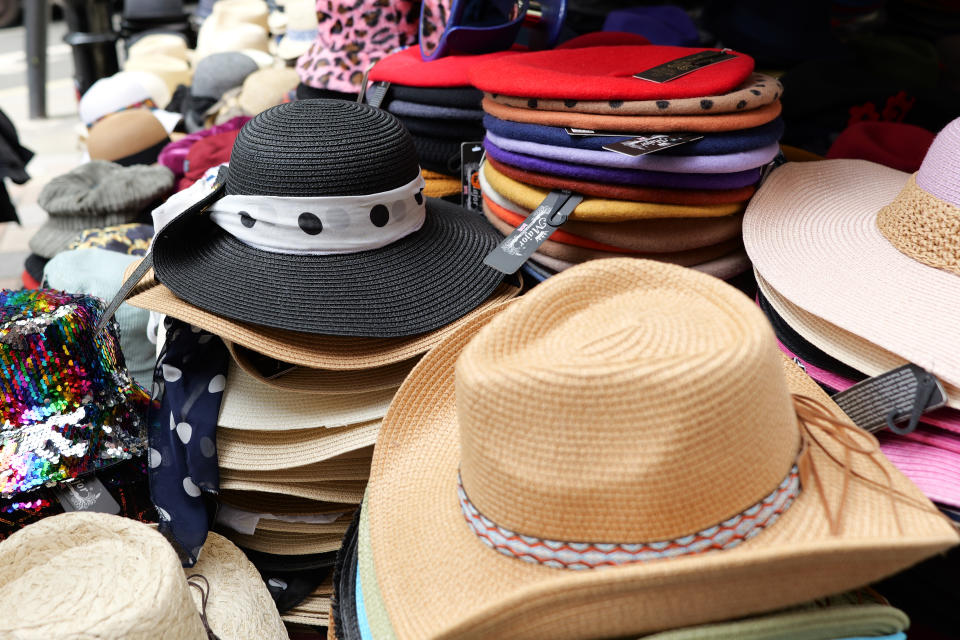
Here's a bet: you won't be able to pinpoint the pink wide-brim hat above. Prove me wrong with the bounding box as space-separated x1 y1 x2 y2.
744 117 960 404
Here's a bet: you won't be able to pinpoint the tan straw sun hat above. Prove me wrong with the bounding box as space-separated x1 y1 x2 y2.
0 512 287 640
364 258 957 640
743 117 960 404
124 264 520 370
217 421 379 471
218 359 396 429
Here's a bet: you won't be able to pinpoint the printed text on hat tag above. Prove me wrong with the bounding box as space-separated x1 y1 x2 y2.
483 190 583 274
603 133 705 157
53 477 121 514
832 364 947 434
634 50 737 83
461 143 485 212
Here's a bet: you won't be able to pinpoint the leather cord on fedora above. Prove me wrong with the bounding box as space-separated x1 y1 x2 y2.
187 574 222 640
793 394 944 535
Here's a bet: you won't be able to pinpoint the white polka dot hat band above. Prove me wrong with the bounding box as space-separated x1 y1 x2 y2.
209 172 427 255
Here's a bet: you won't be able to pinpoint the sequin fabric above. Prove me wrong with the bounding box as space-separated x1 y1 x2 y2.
0 289 149 498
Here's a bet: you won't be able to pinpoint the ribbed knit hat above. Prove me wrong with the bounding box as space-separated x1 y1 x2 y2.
30 161 173 258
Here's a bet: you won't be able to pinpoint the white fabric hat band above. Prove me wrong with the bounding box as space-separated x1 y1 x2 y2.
210 173 427 255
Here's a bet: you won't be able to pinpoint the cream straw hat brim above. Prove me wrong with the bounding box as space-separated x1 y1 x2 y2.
743 159 960 398
364 263 957 640
217 421 379 471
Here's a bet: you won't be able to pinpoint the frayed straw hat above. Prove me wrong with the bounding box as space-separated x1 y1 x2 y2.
364 258 957 640
0 512 287 639
743 117 960 405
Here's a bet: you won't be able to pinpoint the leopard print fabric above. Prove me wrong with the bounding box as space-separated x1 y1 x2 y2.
296 0 420 94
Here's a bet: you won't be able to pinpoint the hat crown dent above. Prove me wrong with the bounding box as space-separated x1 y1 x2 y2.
455 259 801 543
225 99 422 197
916 117 960 208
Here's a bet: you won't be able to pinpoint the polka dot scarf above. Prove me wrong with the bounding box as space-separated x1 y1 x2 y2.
148 317 229 567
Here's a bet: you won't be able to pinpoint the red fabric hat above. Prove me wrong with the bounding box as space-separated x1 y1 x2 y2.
177 129 241 191
369 32 651 88
469 45 754 100
21 269 40 290
826 121 935 173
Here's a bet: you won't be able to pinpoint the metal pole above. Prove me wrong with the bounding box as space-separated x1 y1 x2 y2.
25 0 49 119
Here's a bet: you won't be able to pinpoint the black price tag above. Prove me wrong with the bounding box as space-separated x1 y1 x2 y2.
483 190 583 274
365 81 391 109
603 133 704 156
461 142 484 212
831 364 947 434
563 127 633 138
54 477 121 514
634 50 737 83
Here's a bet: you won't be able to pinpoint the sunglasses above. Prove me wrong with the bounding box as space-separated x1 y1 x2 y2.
419 0 567 61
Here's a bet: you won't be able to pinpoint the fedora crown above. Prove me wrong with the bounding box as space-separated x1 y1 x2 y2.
455 260 801 542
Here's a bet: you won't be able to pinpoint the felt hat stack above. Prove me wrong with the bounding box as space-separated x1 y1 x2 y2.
468 42 785 282
121 99 518 623
368 46 502 199
744 117 960 519
337 258 955 639
123 33 194 95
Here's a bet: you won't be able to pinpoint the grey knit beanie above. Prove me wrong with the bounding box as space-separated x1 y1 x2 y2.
191 52 260 100
30 160 173 258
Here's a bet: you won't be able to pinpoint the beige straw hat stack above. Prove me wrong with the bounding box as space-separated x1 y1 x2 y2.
356 258 956 639
0 512 287 640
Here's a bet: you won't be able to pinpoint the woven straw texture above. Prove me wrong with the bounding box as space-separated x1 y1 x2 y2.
742 158 960 393
483 98 782 133
357 493 397 640
221 455 371 484
226 342 416 395
217 421 380 471
226 100 419 196
224 528 345 555
755 274 960 409
877 174 960 276
0 513 287 640
487 73 782 115
282 578 333 626
481 162 744 221
366 259 957 640
483 188 744 253
124 264 519 369
218 360 396 429
525 248 751 281
219 477 366 504
220 491 354 516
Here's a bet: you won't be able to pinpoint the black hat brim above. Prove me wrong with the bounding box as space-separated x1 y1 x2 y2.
153 197 505 337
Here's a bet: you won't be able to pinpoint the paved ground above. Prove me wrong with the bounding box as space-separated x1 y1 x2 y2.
0 17 86 289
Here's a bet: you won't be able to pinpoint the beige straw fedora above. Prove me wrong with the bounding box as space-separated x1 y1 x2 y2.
282 578 334 627
365 258 957 640
124 264 520 369
221 490 355 516
221 455 372 484
219 359 396 429
755 272 960 409
225 341 416 394
225 527 346 555
220 477 366 504
743 118 960 400
217 422 379 471
0 512 287 640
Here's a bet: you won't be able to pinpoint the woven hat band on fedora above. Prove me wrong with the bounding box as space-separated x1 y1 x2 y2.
209 173 427 255
876 119 960 276
455 262 801 542
457 464 800 570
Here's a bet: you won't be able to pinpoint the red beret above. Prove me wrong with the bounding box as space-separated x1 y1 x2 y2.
826 121 935 173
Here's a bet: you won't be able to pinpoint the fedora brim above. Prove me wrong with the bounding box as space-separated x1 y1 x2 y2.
152 197 505 337
364 302 957 640
217 422 378 471
743 160 960 398
123 266 520 371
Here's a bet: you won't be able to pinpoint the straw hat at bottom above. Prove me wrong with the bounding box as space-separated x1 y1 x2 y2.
365 258 957 640
0 512 287 639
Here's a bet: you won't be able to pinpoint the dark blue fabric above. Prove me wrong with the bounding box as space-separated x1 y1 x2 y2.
482 114 785 156
148 317 229 567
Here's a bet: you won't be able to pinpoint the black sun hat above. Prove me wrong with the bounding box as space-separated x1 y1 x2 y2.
150 99 504 337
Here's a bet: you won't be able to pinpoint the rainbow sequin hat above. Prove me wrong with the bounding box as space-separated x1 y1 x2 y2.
0 289 149 500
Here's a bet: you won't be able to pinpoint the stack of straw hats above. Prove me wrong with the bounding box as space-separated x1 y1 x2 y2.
336 257 956 639
120 98 518 623
744 116 960 521
468 41 784 281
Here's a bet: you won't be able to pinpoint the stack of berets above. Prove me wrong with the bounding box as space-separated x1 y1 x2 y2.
467 41 784 283
120 99 517 628
368 46 506 199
